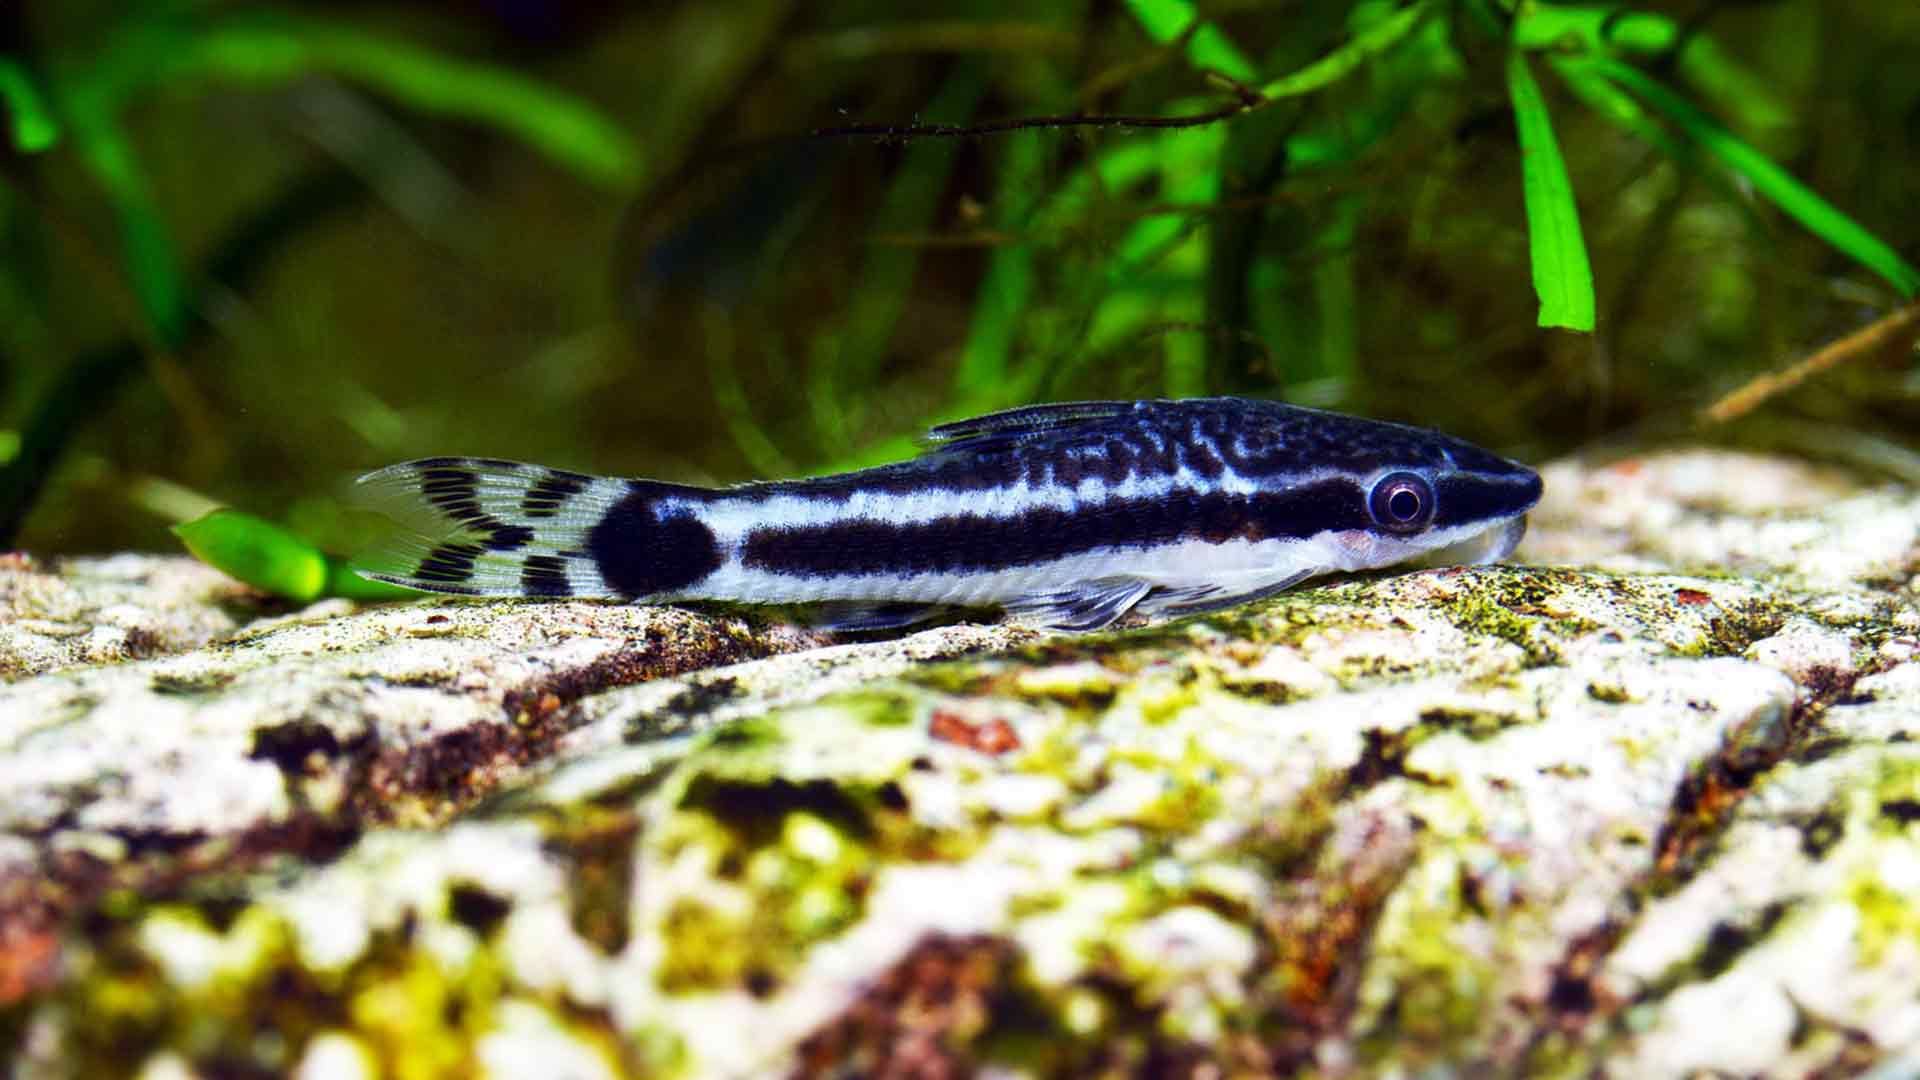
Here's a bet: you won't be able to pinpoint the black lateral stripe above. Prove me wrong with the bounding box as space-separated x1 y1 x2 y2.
519 554 573 597
740 481 1369 577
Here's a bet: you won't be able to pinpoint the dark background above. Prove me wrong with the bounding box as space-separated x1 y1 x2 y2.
2 0 1916 557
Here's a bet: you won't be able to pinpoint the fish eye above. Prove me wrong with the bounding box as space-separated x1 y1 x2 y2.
1368 472 1434 532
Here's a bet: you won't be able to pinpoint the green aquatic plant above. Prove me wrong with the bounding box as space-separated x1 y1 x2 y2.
0 3 638 545
0 1 1913 555
173 508 419 602
741 0 1915 480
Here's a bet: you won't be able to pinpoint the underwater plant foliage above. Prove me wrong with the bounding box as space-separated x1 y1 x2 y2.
0 0 1916 560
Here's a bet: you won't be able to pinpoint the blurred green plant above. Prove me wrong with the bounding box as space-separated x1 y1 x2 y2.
174 508 419 601
747 0 1916 480
1 0 1915 557
0 3 638 543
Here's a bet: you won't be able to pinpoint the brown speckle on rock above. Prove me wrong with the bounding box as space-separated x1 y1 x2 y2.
928 710 1021 755
793 934 1015 1080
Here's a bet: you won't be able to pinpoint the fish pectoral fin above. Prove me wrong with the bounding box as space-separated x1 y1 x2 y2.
802 601 950 633
1132 571 1316 619
1002 576 1154 632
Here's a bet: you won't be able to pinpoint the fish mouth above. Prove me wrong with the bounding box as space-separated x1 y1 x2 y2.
1411 514 1529 569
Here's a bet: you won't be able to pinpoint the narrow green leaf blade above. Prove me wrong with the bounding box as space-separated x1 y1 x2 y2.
1595 57 1920 298
174 510 330 602
1121 0 1259 83
1513 5 1790 139
1260 2 1431 101
95 15 642 189
0 59 59 151
1506 50 1596 331
68 110 190 345
956 129 1046 398
175 509 421 601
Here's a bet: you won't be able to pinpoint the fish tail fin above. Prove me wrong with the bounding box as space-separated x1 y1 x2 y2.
350 457 636 598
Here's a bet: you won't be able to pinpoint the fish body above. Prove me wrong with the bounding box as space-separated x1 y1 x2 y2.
353 397 1542 630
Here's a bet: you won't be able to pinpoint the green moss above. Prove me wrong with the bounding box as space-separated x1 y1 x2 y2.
905 660 1005 698
1353 860 1499 1067
1586 679 1634 703
657 896 763 992
44 896 533 1079
1434 572 1592 666
1668 595 1789 658
1129 674 1203 727
149 670 237 695
348 936 507 1080
1415 705 1525 740
654 804 875 994
1849 876 1920 966
700 714 785 750
837 689 920 727
1192 588 1372 649
1113 742 1225 835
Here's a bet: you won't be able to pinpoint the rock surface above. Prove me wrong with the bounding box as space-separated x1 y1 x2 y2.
3 450 1920 1077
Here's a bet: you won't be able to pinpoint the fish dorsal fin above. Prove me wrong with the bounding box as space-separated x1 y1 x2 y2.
923 400 1143 457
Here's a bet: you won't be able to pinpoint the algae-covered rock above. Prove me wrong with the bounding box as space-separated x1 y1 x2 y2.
4 449 1920 1076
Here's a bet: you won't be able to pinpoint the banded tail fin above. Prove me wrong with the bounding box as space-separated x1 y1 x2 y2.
351 457 631 598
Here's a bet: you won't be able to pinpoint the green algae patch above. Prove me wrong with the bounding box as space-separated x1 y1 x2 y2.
655 806 878 994
1427 569 1602 667
1869 753 1920 824
1848 875 1920 967
44 903 515 1079
1350 853 1501 1067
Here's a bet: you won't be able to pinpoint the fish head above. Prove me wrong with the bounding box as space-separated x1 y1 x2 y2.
1223 401 1544 574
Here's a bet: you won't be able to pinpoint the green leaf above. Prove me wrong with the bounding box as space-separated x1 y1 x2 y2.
1594 57 1920 298
1506 50 1596 332
956 130 1046 399
66 109 190 346
0 59 59 152
811 65 986 459
185 18 640 189
1120 0 1259 83
1259 1 1432 101
1548 55 1756 219
175 509 329 601
175 509 420 601
78 13 639 190
1546 55 1681 160
1513 5 1790 140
